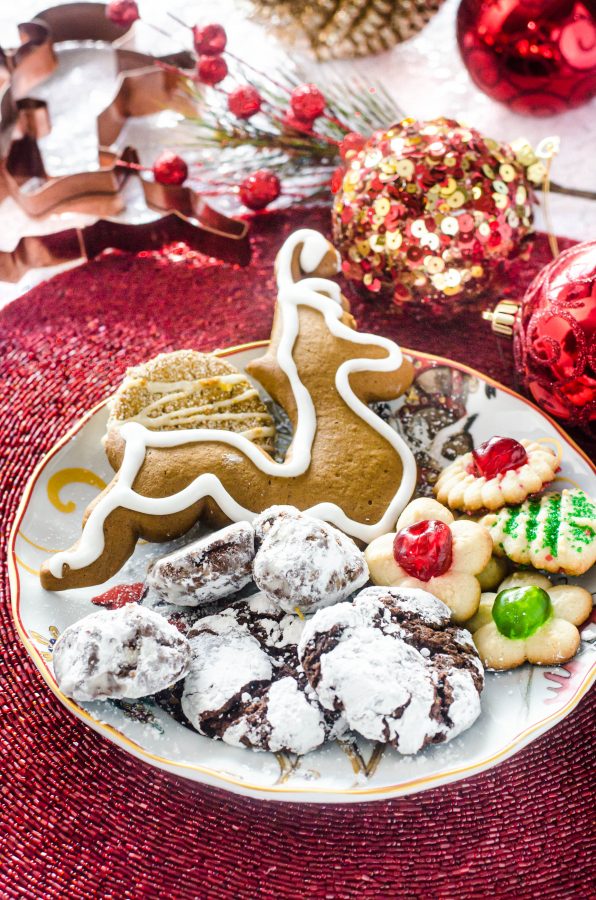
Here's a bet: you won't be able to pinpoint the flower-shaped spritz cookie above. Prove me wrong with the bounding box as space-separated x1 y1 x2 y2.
364 498 492 623
435 436 559 512
467 571 593 670
480 489 596 576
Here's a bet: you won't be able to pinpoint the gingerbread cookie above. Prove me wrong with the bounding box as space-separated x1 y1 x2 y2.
467 571 593 670
42 229 416 591
364 498 493 622
146 522 255 607
298 586 484 754
108 349 276 453
52 604 191 701
181 593 342 754
434 436 559 512
480 489 596 576
252 506 368 613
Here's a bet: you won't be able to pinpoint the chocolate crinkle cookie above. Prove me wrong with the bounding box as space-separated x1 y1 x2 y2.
52 605 191 702
146 522 255 608
298 586 484 755
252 506 369 613
181 592 344 755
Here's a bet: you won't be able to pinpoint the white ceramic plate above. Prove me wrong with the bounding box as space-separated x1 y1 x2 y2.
9 343 596 803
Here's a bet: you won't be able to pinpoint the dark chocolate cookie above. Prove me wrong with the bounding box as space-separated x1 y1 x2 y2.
298 586 483 754
52 605 191 702
181 593 343 754
252 506 368 614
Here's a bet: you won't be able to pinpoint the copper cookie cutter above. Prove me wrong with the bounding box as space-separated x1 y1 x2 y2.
0 3 251 281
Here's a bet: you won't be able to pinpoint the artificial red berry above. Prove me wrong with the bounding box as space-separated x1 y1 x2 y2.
470 436 528 479
330 166 346 193
228 85 262 119
393 520 453 582
239 170 281 210
91 582 145 609
339 132 366 159
106 0 139 28
192 23 227 56
153 150 188 186
282 111 314 132
290 83 326 123
196 55 228 85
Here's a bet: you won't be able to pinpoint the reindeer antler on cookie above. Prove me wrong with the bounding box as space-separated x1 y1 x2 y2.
41 230 416 591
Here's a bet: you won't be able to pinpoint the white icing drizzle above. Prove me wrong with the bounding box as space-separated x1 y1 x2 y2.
49 229 416 578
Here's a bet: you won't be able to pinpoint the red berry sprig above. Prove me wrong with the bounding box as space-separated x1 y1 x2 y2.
239 170 281 210
290 83 326 124
192 23 227 56
197 55 228 86
153 150 189 186
228 85 262 119
105 0 139 28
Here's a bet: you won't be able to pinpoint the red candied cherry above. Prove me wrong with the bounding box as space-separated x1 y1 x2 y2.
196 55 228 86
228 85 262 119
91 582 145 609
470 436 528 479
192 23 227 56
393 520 453 582
339 132 366 160
153 150 188 186
290 83 326 123
239 170 281 210
106 0 139 28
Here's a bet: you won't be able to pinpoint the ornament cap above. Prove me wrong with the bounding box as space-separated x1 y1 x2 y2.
482 300 520 337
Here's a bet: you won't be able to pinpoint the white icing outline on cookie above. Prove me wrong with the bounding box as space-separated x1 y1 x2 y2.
48 230 417 577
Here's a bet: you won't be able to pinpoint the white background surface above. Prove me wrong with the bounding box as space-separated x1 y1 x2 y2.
1 0 595 308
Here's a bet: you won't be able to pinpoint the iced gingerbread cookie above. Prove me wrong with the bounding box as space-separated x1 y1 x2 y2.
298 586 484 754
480 489 596 576
252 506 368 614
434 436 559 512
181 593 343 755
53 604 191 701
42 229 416 591
108 348 276 453
467 571 593 670
364 498 492 622
146 522 255 607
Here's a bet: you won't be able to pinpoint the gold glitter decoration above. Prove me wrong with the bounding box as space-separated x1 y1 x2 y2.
248 0 446 60
332 117 536 315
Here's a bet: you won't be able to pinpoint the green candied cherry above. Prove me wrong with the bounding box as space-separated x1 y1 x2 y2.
492 586 553 640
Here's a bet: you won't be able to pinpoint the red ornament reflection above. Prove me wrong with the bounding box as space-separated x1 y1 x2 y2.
457 0 596 116
513 240 596 427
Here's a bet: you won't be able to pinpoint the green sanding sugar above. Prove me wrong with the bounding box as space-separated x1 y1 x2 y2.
568 490 596 548
503 505 522 537
542 494 562 556
525 499 541 545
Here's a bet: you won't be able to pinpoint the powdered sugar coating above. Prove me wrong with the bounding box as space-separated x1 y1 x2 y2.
253 507 369 613
52 605 191 702
146 522 255 607
181 592 335 754
298 586 483 754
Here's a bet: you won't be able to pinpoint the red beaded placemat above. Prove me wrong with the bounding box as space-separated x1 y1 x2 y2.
1 207 594 899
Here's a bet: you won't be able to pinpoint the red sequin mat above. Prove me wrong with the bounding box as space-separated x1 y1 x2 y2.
1 208 593 898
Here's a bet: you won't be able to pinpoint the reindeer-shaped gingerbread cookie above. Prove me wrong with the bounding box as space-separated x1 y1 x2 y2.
41 229 416 590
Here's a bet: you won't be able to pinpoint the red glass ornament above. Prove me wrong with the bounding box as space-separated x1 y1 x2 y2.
153 151 188 186
470 436 528 478
339 132 366 160
239 170 281 210
513 240 596 427
105 0 139 28
196 55 228 86
290 83 326 123
228 85 262 119
192 23 227 56
393 520 453 582
457 0 596 116
91 583 145 609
